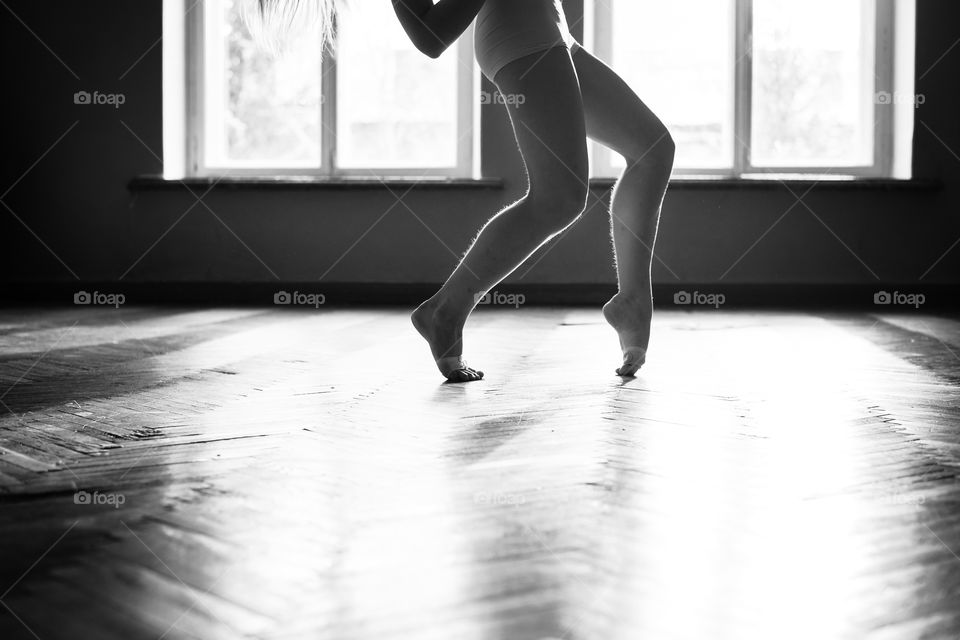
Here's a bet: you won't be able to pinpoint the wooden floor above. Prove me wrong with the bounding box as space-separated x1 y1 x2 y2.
1 306 959 640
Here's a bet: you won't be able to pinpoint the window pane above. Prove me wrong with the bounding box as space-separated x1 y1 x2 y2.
204 0 322 168
610 0 735 170
751 0 875 167
336 2 459 169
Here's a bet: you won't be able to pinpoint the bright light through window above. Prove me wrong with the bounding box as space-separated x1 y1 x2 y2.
609 0 736 170
204 0 323 168
751 0 875 167
601 0 892 177
193 0 896 178
336 2 460 169
197 0 468 175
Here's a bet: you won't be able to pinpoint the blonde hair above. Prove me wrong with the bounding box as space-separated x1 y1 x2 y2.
241 0 346 56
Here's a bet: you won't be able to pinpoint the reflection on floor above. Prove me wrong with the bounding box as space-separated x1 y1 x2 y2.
0 306 958 640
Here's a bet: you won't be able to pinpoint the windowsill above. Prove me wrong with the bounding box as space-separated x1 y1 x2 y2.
129 175 505 191
595 175 942 191
129 174 941 193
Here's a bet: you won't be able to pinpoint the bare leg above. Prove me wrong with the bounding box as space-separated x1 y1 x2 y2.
571 46 675 376
413 47 590 382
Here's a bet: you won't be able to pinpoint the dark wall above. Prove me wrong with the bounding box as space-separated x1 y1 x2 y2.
3 1 958 290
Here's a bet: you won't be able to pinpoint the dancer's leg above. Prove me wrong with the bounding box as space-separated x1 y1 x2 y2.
571 47 675 376
413 47 589 382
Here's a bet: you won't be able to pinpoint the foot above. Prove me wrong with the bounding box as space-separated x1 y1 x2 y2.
602 292 652 377
411 298 484 383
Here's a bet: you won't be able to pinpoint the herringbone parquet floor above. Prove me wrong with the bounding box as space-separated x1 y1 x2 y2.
0 306 958 640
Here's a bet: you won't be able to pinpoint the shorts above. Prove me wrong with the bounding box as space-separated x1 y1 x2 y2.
474 0 581 83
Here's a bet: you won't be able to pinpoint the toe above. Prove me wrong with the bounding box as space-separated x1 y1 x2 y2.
617 364 638 377
446 369 469 383
445 367 484 383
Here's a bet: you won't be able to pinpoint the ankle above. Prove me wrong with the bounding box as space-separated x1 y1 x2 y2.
429 293 472 325
612 291 652 307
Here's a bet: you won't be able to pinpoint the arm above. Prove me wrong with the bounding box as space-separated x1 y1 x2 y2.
392 0 487 59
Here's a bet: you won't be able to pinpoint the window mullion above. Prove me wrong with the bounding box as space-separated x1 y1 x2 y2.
593 0 614 178
321 41 337 177
456 29 475 179
186 0 204 177
874 0 895 177
734 0 753 176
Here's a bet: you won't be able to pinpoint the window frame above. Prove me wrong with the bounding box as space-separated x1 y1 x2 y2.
185 0 477 179
588 0 897 179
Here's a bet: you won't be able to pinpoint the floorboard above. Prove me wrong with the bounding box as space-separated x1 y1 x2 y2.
1 306 959 640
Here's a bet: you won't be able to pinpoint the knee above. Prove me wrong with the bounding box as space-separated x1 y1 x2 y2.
657 130 677 166
526 180 590 231
626 127 676 171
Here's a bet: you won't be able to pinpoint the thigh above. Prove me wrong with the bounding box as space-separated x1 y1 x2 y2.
571 46 672 161
492 47 589 192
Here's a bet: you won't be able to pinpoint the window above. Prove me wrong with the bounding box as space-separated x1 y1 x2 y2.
590 0 902 178
188 0 476 178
